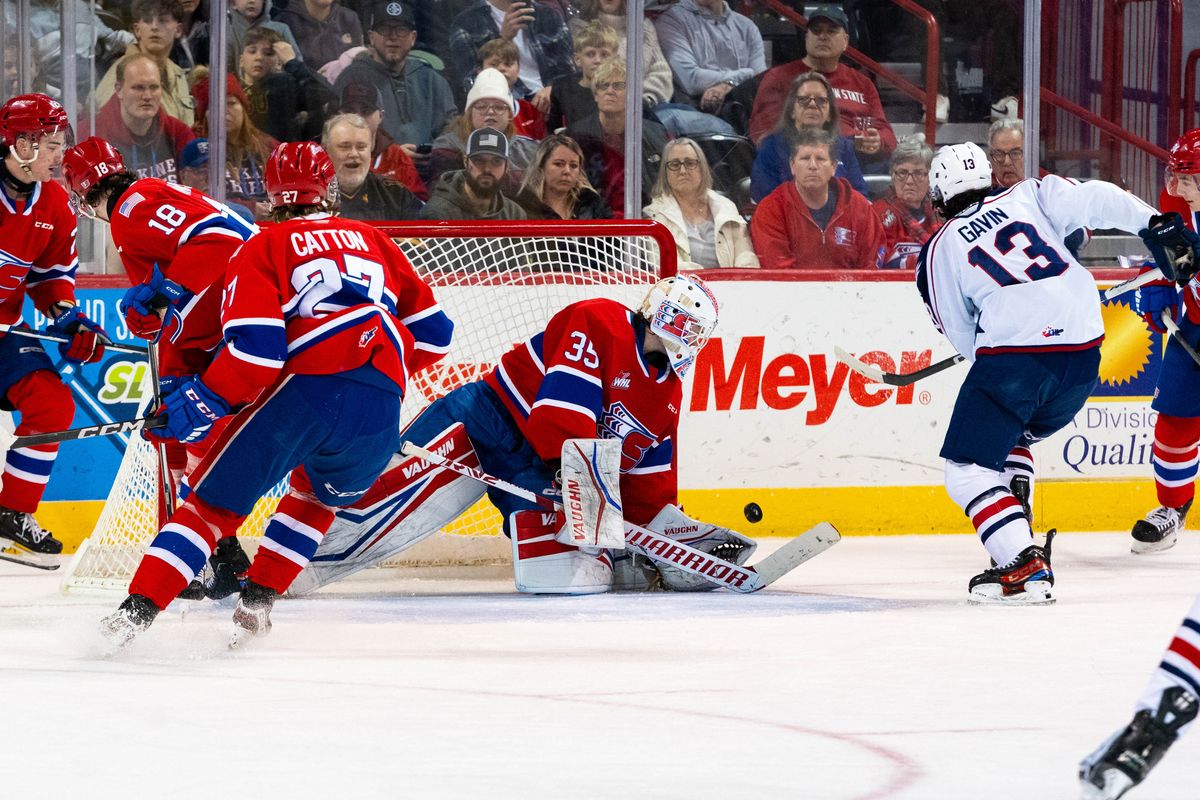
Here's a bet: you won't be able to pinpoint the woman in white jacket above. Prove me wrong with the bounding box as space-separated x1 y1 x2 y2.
644 138 758 268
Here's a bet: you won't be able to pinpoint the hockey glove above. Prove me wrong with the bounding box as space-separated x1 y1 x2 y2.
47 304 109 364
156 373 194 399
1132 267 1179 334
119 265 187 342
147 377 229 444
1140 213 1200 285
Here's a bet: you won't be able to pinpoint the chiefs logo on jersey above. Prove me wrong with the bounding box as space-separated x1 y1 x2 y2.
599 401 657 471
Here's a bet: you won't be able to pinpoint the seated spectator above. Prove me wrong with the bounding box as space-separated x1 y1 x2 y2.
334 0 457 160
3 30 17 97
988 118 1025 189
567 58 668 216
238 28 333 142
172 0 209 69
751 71 866 203
547 22 617 133
90 54 195 182
447 0 575 111
514 133 611 219
653 0 765 127
751 128 885 269
276 0 364 69
95 0 196 126
338 83 428 199
478 38 548 140
176 138 258 222
645 137 758 268
227 0 301 70
421 127 528 220
748 5 895 164
873 138 940 269
202 73 277 218
568 0 730 137
430 67 539 187
324 113 424 221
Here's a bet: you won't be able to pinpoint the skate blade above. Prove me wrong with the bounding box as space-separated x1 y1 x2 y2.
968 580 1055 605
0 545 62 570
1079 767 1134 800
228 624 268 650
1131 532 1177 554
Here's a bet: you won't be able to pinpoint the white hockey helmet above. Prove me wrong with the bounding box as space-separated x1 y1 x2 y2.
929 142 993 206
640 274 719 379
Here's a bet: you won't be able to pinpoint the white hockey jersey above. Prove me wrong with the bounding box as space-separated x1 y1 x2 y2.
917 176 1157 361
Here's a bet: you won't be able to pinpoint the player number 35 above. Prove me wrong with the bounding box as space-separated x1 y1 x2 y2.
565 331 599 368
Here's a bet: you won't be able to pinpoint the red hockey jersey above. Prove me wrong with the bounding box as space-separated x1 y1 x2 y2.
202 213 453 406
484 298 679 525
110 179 259 350
0 180 80 325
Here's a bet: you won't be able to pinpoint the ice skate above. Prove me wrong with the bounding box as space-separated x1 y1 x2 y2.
1079 686 1198 799
229 581 277 649
969 530 1055 605
99 594 160 651
0 507 63 567
1131 500 1190 554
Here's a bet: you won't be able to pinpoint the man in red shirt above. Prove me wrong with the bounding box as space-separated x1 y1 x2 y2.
751 128 885 269
748 5 895 162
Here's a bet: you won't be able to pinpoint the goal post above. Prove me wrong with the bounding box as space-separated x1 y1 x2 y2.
60 220 677 593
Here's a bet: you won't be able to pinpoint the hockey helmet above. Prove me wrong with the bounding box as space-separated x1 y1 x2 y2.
62 137 127 216
640 274 719 379
0 93 70 149
265 141 338 209
930 142 993 207
1169 129 1200 175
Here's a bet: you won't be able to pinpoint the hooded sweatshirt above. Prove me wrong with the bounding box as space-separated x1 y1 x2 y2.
335 53 457 146
275 0 363 69
419 170 528 221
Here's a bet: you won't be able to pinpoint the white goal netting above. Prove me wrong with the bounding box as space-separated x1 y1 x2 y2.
60 220 674 592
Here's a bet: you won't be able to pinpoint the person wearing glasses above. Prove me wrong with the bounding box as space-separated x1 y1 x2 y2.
567 58 669 216
645 138 758 269
750 71 866 204
751 128 885 270
988 118 1026 189
429 67 539 189
873 137 941 270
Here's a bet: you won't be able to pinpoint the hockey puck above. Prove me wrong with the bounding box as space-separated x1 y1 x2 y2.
743 502 763 524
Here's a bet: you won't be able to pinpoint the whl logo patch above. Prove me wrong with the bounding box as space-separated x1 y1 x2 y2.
1042 326 1064 338
611 371 631 389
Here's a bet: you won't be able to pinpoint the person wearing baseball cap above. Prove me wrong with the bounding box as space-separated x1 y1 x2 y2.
337 82 428 199
420 126 527 220
332 0 457 150
747 4 897 161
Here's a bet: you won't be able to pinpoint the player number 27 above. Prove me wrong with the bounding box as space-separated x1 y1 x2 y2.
565 331 599 368
967 221 1069 286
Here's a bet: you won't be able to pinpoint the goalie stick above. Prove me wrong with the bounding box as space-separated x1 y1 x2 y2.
400 441 840 593
834 346 965 387
0 325 149 356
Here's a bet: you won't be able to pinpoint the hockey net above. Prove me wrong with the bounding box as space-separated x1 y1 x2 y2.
60 220 675 592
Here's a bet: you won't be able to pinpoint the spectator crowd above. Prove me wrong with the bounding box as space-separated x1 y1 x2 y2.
3 0 1028 268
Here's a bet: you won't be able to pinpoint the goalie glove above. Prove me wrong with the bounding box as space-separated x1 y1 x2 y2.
1140 213 1200 285
644 505 757 592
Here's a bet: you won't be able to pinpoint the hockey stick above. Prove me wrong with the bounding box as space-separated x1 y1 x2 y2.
400 441 840 593
1100 266 1165 301
834 346 965 387
146 345 176 516
1161 311 1200 368
0 325 149 356
0 415 166 451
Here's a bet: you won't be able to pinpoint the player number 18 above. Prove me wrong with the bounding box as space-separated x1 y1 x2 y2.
147 205 187 235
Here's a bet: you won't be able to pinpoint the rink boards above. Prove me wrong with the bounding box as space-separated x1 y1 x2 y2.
18 270 1165 546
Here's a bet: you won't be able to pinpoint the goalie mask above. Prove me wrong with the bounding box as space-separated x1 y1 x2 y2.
641 275 719 379
930 142 992 210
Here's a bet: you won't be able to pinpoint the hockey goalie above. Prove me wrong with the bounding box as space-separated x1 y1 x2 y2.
290 274 759 595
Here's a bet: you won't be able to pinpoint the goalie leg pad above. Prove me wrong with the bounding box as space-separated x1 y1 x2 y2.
511 510 613 595
643 504 758 592
557 438 624 549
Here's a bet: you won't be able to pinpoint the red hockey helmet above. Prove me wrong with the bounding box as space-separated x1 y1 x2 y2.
0 93 70 149
62 137 127 198
265 141 337 209
1169 129 1200 175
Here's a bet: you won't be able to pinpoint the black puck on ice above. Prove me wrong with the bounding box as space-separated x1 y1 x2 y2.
743 502 763 524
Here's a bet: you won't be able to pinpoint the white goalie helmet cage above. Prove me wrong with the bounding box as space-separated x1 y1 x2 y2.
930 141 993 206
640 274 719 378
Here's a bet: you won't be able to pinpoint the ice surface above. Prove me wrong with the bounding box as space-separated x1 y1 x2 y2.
2 532 1197 799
